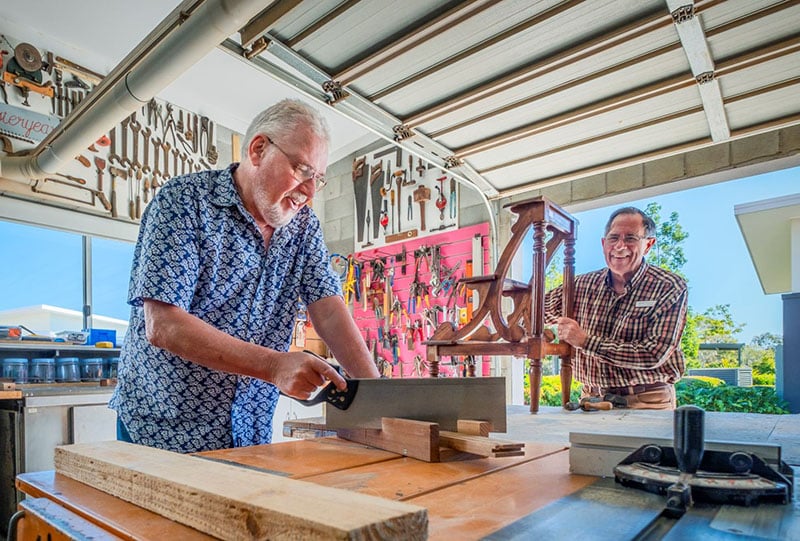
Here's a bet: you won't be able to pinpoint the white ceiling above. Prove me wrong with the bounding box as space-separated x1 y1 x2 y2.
0 0 375 164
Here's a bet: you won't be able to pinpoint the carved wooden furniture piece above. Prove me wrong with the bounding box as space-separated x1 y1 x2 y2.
426 196 577 412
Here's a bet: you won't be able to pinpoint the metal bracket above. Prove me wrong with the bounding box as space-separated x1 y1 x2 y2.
392 124 414 142
695 71 715 85
244 36 268 60
322 80 349 104
671 5 694 24
443 155 463 169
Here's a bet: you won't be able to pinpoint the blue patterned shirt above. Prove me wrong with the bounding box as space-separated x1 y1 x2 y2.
109 164 341 453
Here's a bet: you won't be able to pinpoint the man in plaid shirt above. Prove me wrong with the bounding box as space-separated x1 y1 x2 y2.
545 207 688 409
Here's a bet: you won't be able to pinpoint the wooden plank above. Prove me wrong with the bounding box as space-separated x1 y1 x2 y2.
17 497 125 541
196 437 401 478
17 471 216 540
55 441 428 541
303 443 566 502
337 418 440 462
457 419 492 436
19 440 572 540
439 431 524 458
0 390 22 399
407 450 595 540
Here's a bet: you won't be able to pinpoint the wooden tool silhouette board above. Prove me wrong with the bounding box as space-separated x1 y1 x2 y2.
352 144 459 250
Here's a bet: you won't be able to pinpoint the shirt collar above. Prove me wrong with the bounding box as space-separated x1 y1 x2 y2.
605 258 650 291
209 162 307 243
208 163 241 207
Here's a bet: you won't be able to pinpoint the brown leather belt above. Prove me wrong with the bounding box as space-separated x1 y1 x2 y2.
593 381 669 397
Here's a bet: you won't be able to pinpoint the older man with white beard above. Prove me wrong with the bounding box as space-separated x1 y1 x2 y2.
111 99 379 452
545 207 688 409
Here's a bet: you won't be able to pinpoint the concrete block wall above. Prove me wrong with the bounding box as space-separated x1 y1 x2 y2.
503 125 800 212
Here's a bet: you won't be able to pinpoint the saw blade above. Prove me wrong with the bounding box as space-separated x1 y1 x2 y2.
14 42 42 72
323 377 507 432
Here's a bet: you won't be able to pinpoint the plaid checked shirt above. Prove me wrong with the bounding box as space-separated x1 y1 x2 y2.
544 260 688 388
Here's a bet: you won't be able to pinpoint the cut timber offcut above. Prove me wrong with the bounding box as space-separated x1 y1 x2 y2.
55 441 427 540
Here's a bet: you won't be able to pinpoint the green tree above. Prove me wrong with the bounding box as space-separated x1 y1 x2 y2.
744 332 781 382
645 202 689 278
693 304 744 342
750 332 782 350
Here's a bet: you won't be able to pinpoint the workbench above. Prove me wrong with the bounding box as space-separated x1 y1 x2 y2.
14 437 594 539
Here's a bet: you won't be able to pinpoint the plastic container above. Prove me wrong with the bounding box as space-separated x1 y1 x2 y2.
55 357 80 383
85 329 116 346
29 357 56 383
104 357 119 379
2 357 28 383
80 358 104 381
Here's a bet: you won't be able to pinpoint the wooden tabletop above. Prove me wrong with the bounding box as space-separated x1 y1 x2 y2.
17 437 596 540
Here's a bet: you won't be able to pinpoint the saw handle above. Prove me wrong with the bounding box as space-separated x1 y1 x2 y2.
279 350 359 410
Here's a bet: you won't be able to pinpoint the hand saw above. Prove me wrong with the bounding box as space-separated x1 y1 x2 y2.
282 352 507 432
323 377 507 432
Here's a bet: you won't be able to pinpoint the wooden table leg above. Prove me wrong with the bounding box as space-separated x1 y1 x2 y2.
529 359 542 413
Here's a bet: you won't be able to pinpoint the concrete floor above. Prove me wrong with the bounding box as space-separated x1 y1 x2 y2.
504 405 800 466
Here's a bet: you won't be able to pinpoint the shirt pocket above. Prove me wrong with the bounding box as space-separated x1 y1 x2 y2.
613 306 653 342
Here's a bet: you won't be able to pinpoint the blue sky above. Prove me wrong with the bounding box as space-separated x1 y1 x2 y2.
0 166 797 341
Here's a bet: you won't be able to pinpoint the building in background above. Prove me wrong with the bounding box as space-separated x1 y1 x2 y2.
0 305 129 342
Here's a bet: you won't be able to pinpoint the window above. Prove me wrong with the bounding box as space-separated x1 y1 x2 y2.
0 220 134 335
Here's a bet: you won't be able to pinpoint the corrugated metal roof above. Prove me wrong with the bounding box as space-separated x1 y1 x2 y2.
234 0 800 199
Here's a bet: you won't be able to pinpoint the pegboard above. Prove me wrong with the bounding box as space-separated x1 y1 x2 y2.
347 222 490 378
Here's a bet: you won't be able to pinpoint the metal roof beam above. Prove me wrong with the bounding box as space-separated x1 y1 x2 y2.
667 0 729 141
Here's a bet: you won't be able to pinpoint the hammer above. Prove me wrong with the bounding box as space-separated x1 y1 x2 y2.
565 397 613 412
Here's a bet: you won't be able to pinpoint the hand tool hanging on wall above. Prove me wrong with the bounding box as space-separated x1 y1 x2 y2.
39 176 110 212
370 162 385 239
94 156 106 200
380 200 388 234
393 170 404 232
3 43 54 106
108 165 128 218
352 156 368 243
363 210 373 248
449 177 457 219
0 49 8 104
119 116 132 167
413 185 430 231
435 176 447 220
389 188 395 234
206 118 217 164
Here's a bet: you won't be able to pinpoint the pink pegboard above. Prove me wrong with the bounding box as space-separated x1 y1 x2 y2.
349 223 490 378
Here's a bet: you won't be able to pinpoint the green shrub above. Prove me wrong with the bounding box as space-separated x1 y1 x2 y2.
752 373 775 386
525 373 788 413
677 375 726 388
676 379 789 414
537 375 581 406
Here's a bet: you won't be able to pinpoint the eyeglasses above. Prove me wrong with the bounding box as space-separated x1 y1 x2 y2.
604 234 651 245
266 136 327 190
